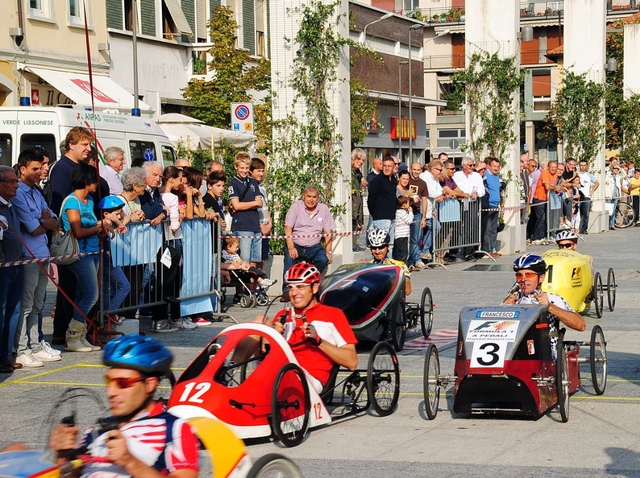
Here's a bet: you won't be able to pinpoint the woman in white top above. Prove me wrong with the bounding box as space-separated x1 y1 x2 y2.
160 166 184 241
118 167 146 221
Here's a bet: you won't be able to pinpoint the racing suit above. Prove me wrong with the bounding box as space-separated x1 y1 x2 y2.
77 402 200 477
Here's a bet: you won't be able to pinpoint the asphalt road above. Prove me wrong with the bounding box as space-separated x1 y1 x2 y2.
1 226 639 477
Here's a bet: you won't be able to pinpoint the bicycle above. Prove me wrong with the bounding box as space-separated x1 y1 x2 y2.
615 199 635 228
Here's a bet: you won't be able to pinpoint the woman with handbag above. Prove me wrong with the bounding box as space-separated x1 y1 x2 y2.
60 163 114 352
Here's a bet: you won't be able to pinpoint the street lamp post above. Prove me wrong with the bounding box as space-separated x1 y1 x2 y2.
398 60 409 159
407 24 423 162
361 12 394 44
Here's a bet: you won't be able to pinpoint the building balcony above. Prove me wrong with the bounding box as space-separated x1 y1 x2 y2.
424 50 560 70
403 6 465 25
520 2 564 19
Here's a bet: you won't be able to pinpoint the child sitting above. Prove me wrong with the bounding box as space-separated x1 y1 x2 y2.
222 236 276 292
393 195 413 262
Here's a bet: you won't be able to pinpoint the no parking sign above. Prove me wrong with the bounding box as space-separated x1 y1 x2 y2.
231 102 254 132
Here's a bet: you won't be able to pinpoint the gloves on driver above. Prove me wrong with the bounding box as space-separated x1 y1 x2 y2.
305 324 322 346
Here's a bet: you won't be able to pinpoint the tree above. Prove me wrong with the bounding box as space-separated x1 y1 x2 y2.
605 20 624 150
545 71 606 164
182 6 272 152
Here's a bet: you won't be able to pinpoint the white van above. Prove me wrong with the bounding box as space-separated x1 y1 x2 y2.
0 106 176 167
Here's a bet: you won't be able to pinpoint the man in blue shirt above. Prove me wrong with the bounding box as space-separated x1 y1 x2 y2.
482 157 502 258
12 149 61 367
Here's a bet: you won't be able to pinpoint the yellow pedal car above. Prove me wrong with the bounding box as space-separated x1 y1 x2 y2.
541 249 616 318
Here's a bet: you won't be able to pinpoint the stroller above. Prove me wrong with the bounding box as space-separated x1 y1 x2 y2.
223 268 272 308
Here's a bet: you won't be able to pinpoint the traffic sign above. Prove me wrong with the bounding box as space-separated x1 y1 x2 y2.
449 139 459 151
231 102 254 132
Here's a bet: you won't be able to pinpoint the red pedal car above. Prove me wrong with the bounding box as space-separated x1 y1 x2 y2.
168 323 400 446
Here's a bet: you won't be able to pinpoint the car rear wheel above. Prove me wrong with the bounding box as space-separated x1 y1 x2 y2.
607 268 616 312
590 325 607 396
247 453 304 478
420 287 434 338
367 341 400 416
593 272 604 318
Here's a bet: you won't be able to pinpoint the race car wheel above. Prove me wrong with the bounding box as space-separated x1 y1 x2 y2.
593 272 604 319
256 293 269 307
390 301 406 352
590 325 607 396
420 287 434 338
239 294 252 308
556 336 570 423
247 453 304 478
423 344 440 420
271 363 310 447
367 341 400 416
607 268 616 312
615 201 635 228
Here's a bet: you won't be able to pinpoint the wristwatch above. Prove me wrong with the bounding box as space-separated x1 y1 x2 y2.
39 217 46 226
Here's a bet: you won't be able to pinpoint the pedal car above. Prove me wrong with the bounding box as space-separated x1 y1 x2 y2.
0 417 303 478
541 249 616 318
167 323 400 447
319 263 434 351
423 305 607 422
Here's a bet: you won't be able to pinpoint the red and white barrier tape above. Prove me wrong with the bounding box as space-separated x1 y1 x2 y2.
0 251 99 268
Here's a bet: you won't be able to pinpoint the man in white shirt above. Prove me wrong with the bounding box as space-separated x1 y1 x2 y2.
418 160 445 262
577 159 599 235
101 146 125 195
452 157 485 260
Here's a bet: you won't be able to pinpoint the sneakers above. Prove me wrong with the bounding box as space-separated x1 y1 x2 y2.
39 340 62 357
421 252 433 260
32 346 62 362
16 351 44 368
260 278 277 290
191 316 212 326
531 239 545 245
151 320 177 333
171 317 198 330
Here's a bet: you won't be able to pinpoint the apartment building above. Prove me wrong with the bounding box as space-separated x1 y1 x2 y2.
361 0 638 163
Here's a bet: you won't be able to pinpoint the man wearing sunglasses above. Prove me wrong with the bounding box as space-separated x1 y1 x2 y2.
49 335 199 477
503 254 586 358
366 229 412 295
246 262 357 394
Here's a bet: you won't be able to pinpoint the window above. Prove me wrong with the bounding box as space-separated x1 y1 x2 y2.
28 0 54 21
68 0 90 28
0 134 13 167
20 134 56 161
256 31 265 57
130 141 157 163
161 145 176 166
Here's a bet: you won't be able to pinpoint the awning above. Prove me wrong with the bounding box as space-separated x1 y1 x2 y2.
23 66 152 111
163 0 194 36
157 117 256 149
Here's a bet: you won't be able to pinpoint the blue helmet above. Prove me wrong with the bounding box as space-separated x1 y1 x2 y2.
97 195 126 212
513 254 547 275
103 334 173 375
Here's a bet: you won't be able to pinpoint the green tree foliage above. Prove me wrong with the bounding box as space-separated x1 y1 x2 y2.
182 6 272 152
545 71 605 164
447 50 523 162
619 94 640 166
605 21 624 150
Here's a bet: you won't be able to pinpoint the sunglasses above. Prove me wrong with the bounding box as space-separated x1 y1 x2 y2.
558 242 574 249
105 376 146 389
476 168 486 172
371 245 388 251
515 271 539 280
394 162 401 166
286 284 312 291
447 167 456 170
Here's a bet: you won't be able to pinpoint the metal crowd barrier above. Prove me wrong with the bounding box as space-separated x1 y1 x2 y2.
429 198 490 269
102 217 235 323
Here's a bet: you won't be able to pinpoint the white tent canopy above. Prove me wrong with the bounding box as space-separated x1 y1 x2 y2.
157 113 256 149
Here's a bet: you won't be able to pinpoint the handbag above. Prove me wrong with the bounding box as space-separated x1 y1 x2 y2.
50 196 80 265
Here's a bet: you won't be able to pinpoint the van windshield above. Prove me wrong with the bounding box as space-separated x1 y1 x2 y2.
0 134 12 167
21 134 56 161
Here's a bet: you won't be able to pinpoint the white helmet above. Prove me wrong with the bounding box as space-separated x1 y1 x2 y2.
555 229 579 243
367 228 390 248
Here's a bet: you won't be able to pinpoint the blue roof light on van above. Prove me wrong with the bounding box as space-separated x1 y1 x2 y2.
20 97 30 106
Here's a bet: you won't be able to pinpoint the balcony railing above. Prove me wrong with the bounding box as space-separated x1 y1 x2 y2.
403 6 465 24
424 50 558 70
520 1 563 18
607 1 638 12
